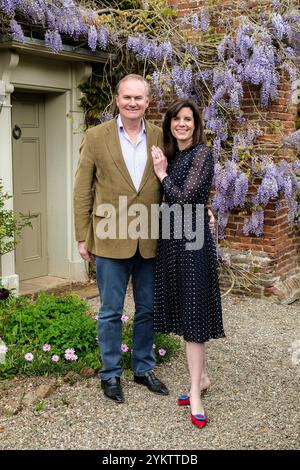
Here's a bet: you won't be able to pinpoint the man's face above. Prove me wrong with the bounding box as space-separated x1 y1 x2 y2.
115 79 149 122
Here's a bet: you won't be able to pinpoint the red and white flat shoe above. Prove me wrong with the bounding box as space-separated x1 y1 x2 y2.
191 411 208 429
177 393 190 406
177 387 210 406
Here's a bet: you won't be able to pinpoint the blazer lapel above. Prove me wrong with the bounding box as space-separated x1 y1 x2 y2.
138 120 156 192
104 119 136 192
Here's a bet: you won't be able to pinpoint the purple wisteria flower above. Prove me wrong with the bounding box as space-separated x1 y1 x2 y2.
191 14 199 32
253 162 279 206
20 0 46 24
161 41 172 62
232 124 263 161
285 47 296 59
212 137 221 162
63 0 75 7
127 35 168 62
282 129 300 152
98 27 109 50
200 8 210 32
88 25 97 51
0 0 16 14
186 43 199 59
233 172 249 207
271 13 291 41
271 0 281 9
235 23 253 62
172 66 193 98
45 30 62 53
286 198 299 223
243 210 264 237
242 37 279 108
217 36 235 61
10 19 25 43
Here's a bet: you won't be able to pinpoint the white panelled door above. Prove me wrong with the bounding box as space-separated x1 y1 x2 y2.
12 93 48 280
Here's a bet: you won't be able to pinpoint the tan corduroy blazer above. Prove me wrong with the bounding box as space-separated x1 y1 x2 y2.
73 118 163 259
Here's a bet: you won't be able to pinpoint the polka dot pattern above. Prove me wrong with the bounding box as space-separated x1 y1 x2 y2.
154 143 225 343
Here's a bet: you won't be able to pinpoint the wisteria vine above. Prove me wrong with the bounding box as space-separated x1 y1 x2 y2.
1 0 300 238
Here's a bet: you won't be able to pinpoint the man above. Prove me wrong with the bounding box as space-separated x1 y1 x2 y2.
73 74 169 403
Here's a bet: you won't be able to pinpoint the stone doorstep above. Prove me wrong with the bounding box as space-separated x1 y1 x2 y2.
21 280 99 301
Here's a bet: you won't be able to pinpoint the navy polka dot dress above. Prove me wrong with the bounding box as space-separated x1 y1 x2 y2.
154 143 225 343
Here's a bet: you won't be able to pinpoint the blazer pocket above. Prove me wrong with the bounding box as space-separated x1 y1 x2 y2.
93 207 113 218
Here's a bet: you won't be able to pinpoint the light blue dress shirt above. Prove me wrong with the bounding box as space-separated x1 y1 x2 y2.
117 115 148 192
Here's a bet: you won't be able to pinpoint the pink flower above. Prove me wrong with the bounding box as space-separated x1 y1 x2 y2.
51 355 60 362
24 353 34 361
65 348 75 355
64 348 78 361
43 344 51 352
0 345 8 354
64 352 72 360
158 348 166 356
121 315 129 322
94 315 99 320
121 344 129 352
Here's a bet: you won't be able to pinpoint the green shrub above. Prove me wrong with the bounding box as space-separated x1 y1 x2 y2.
0 292 181 380
0 293 99 379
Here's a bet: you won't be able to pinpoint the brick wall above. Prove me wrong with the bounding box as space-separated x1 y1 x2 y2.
149 0 300 301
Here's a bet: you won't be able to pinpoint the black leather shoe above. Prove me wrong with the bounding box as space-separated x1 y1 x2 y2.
134 371 169 395
101 377 124 403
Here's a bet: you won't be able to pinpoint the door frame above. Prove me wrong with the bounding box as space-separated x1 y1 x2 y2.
0 47 97 292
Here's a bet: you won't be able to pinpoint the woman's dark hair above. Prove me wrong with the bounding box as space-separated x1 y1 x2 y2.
163 99 204 160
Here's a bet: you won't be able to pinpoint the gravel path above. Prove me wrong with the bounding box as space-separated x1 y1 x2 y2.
0 294 299 450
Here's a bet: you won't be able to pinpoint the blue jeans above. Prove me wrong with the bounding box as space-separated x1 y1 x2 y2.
96 250 156 380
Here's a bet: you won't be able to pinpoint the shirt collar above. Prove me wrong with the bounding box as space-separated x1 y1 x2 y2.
117 114 146 134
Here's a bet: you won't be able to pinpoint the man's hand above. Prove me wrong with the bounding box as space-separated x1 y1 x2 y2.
78 241 94 262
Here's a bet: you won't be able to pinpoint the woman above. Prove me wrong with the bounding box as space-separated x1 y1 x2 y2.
151 99 225 429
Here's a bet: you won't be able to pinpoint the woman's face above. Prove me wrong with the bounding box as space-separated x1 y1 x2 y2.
170 107 195 149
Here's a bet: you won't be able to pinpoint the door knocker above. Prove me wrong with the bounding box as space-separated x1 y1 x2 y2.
12 125 22 140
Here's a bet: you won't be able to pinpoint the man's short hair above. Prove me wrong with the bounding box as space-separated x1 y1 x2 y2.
115 74 151 97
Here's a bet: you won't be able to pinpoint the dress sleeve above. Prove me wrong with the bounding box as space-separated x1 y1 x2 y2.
162 146 214 204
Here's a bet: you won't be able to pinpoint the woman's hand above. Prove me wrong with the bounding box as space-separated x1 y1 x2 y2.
151 145 168 182
208 209 215 231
